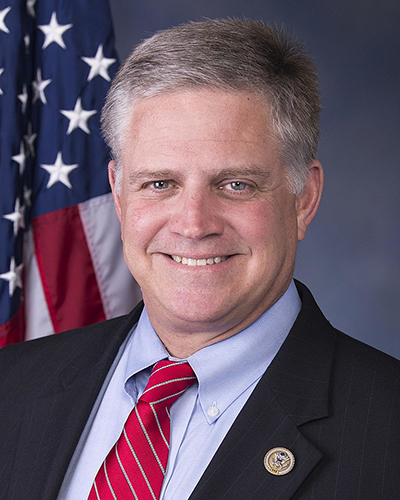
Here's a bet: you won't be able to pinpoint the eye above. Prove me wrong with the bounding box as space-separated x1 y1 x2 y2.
217 179 255 199
152 180 170 190
228 181 247 191
142 179 177 196
220 181 253 193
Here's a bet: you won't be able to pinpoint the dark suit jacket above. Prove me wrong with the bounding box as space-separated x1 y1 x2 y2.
0 281 399 499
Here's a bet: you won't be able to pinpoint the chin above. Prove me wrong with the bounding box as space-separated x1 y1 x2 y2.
163 295 233 326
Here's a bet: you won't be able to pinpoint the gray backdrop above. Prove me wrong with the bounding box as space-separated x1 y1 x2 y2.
110 0 400 359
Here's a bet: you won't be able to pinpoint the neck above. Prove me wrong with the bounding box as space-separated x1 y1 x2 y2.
144 298 284 358
155 328 239 358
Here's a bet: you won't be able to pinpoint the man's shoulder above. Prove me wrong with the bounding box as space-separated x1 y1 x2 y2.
295 279 400 368
333 326 400 383
0 302 143 394
0 314 126 361
287 281 400 408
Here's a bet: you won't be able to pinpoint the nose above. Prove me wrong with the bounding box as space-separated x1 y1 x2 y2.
168 189 224 240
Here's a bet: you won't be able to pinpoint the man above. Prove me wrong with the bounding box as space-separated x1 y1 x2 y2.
0 19 399 500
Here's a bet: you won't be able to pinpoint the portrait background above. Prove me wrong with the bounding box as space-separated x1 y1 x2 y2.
110 0 400 359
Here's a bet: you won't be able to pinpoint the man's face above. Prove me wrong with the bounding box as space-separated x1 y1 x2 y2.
111 89 321 340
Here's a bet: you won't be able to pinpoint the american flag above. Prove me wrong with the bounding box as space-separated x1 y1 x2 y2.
0 0 141 346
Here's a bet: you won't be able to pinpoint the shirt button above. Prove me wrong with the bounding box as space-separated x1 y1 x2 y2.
207 406 219 417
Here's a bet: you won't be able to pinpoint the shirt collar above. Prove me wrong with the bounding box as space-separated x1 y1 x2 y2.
124 280 301 424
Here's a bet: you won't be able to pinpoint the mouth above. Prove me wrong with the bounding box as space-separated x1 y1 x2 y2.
170 255 230 266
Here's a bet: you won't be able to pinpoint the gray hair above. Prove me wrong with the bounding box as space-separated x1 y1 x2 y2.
102 18 320 195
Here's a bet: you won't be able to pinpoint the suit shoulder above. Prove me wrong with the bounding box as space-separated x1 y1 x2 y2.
334 328 400 372
0 315 126 361
295 281 400 374
0 307 141 394
329 328 400 416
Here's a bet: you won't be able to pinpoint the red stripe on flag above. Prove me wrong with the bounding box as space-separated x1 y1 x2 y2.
0 306 25 347
32 205 106 333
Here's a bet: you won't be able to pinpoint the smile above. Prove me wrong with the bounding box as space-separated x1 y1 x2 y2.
170 255 228 266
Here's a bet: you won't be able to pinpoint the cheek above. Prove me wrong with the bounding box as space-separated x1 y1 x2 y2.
231 202 277 244
234 199 297 257
121 201 166 248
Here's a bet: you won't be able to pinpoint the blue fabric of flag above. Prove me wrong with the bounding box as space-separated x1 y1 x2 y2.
0 0 119 341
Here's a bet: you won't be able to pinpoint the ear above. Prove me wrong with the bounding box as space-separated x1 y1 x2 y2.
296 160 324 241
108 160 122 224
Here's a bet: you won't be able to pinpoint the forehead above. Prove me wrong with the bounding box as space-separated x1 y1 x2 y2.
121 89 282 174
125 89 276 142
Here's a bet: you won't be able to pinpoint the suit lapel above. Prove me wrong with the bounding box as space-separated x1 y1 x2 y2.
189 377 323 500
7 304 143 500
190 282 336 500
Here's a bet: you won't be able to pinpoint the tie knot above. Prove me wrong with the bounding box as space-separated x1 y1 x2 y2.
140 360 197 407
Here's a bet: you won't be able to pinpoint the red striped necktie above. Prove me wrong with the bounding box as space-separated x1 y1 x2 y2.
88 360 197 500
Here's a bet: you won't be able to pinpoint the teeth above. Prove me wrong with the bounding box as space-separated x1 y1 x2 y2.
171 255 227 266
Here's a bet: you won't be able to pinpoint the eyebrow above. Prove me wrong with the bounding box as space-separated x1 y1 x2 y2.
214 166 271 181
128 170 175 184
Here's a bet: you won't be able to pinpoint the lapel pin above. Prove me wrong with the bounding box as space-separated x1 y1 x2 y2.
264 447 295 476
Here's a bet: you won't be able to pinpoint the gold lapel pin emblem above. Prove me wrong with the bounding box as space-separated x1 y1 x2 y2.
264 447 295 476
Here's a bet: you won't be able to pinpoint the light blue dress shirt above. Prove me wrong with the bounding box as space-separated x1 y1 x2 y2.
58 281 301 500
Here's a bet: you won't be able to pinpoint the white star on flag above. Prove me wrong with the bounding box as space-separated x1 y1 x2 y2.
32 68 52 104
40 152 79 189
60 98 97 134
0 257 23 297
82 45 116 82
24 123 37 156
18 84 29 113
11 142 26 174
3 198 25 236
27 0 36 18
38 11 72 50
0 68 4 95
0 6 11 34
